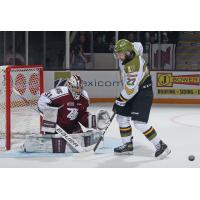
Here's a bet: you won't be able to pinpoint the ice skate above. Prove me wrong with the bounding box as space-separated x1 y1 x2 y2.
155 141 171 159
114 140 133 155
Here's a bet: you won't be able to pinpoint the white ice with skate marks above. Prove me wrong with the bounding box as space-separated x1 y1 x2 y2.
0 103 200 168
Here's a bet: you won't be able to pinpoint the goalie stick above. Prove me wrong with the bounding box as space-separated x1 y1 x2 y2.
55 124 84 153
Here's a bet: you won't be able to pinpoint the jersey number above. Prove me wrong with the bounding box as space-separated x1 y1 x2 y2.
127 73 137 86
45 92 52 98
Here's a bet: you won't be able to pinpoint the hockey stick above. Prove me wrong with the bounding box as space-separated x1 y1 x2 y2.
93 112 116 152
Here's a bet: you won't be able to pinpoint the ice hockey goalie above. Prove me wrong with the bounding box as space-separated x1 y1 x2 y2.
21 74 110 153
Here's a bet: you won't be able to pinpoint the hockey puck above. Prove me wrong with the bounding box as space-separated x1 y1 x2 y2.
188 155 195 161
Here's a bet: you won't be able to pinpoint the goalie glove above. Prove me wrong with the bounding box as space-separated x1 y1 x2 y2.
97 110 111 130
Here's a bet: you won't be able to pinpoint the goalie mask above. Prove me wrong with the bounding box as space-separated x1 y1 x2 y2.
67 75 83 100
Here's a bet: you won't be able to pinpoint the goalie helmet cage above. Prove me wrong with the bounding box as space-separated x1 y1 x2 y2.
0 65 44 150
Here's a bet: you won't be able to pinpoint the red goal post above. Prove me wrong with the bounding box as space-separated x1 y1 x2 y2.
0 65 44 150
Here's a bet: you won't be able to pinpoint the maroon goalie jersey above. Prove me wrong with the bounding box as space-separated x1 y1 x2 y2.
38 86 90 134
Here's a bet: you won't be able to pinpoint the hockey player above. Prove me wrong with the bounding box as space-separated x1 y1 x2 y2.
38 74 90 134
36 74 110 153
112 39 171 158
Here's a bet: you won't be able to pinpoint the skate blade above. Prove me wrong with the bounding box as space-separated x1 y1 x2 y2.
157 148 171 160
114 151 133 156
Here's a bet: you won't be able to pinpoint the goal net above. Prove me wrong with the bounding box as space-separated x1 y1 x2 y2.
0 65 44 150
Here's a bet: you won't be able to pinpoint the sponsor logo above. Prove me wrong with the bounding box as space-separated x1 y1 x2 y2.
54 72 121 88
131 112 139 115
56 127 79 148
84 80 121 87
157 89 200 95
157 73 200 87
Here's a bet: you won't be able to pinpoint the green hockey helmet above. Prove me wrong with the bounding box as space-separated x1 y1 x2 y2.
114 39 136 61
114 39 134 53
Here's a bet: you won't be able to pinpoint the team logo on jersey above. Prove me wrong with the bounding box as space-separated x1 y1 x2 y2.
125 85 134 95
67 102 74 106
67 108 78 120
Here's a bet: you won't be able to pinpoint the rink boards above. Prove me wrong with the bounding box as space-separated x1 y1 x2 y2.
44 70 200 104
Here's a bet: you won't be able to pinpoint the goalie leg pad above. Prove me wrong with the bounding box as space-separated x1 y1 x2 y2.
21 130 104 153
52 137 67 153
21 134 53 153
72 130 103 148
22 134 67 153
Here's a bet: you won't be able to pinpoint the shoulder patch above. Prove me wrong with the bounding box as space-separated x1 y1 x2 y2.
124 56 140 73
49 86 69 100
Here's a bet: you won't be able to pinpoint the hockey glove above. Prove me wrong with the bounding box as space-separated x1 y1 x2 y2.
112 95 127 114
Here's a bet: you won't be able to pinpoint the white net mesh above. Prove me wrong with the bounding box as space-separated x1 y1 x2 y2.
0 65 43 150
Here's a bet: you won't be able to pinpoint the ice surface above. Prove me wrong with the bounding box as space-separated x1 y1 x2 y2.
0 103 200 168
